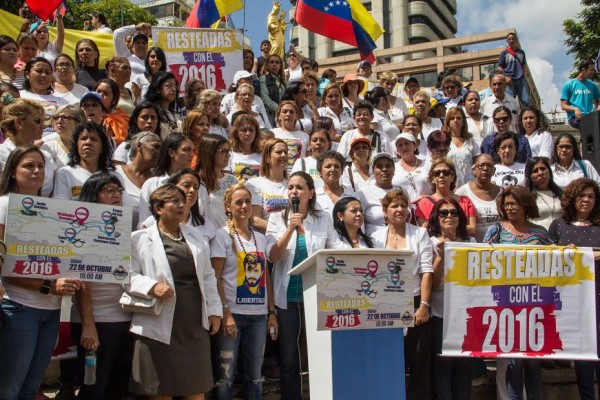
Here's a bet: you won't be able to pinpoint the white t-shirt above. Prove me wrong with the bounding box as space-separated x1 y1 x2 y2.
531 190 561 230
297 104 314 133
131 74 150 99
447 138 480 187
229 152 261 182
114 165 141 230
315 187 356 217
38 42 59 66
372 109 400 143
526 130 553 159
337 129 393 162
388 96 409 125
0 195 61 310
41 139 70 169
357 182 401 235
421 118 443 140
112 141 132 164
137 174 169 227
70 281 131 323
492 162 526 188
341 163 373 192
246 176 288 219
52 165 93 200
210 227 269 315
53 84 89 105
455 183 501 242
291 156 323 189
392 158 431 202
317 106 355 135
202 173 239 228
272 128 310 174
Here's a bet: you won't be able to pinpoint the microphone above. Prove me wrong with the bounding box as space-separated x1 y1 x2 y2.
291 197 300 214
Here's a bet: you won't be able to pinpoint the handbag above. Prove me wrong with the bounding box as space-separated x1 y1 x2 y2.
119 291 163 315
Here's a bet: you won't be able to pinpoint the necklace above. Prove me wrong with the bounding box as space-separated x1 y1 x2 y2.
161 229 183 241
234 226 259 254
401 158 418 173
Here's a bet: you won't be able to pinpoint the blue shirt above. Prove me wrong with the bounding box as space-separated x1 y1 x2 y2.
498 48 527 80
287 233 308 303
561 79 600 118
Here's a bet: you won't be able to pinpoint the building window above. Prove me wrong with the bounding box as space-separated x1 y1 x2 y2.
408 71 438 88
457 66 473 82
480 63 499 81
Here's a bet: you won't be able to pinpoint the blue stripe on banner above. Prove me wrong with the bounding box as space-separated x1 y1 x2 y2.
331 328 406 399
198 0 220 28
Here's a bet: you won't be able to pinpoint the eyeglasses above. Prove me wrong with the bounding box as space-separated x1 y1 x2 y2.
217 148 232 155
439 209 459 218
52 115 78 122
269 60 281 64
494 116 510 123
288 54 297 58
163 83 177 89
557 144 573 150
101 186 124 196
503 202 518 209
475 163 494 170
55 62 73 69
432 169 453 177
444 86 457 91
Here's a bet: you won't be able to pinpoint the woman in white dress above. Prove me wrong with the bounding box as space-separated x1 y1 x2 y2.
444 107 480 187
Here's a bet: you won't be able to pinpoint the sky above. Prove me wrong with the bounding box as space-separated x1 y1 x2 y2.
227 0 583 113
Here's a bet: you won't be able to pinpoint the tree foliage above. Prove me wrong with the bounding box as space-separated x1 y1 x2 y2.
563 0 600 66
0 0 156 30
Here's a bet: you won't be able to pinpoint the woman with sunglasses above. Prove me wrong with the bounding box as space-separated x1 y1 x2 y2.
525 156 562 229
31 16 64 66
196 134 239 229
415 158 477 236
228 83 271 129
53 122 114 200
53 54 90 104
138 132 195 226
318 83 355 136
285 51 303 82
428 198 474 400
484 185 551 400
198 89 229 138
371 189 434 399
491 131 526 188
260 54 286 127
281 80 317 133
551 133 600 189
455 153 501 242
71 172 132 399
0 146 83 400
341 136 373 192
0 98 56 196
548 178 600 400
480 106 531 163
211 183 277 400
333 196 374 248
42 104 85 168
392 133 431 202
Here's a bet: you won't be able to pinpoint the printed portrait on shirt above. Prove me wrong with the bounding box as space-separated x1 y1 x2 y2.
236 251 266 304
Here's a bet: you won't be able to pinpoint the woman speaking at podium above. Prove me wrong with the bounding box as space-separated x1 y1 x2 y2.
266 171 341 400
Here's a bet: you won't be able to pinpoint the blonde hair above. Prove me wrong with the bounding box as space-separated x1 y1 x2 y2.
224 183 254 253
379 71 398 85
0 99 44 138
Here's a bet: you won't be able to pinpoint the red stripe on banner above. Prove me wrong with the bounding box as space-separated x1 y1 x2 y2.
462 305 563 356
325 313 361 329
13 260 60 276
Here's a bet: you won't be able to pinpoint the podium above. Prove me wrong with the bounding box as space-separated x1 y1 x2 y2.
289 249 415 400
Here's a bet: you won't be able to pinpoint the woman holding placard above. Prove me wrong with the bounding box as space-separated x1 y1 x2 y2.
484 185 551 400
548 178 600 400
427 198 475 400
0 146 83 399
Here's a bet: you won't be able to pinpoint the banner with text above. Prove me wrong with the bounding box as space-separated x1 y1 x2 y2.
152 26 243 94
1 194 131 284
317 251 416 330
442 242 597 359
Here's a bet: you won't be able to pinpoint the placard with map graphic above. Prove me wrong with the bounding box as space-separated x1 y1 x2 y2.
1 194 131 284
316 250 416 331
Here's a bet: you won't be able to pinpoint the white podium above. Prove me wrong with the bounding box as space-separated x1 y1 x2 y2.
289 249 415 400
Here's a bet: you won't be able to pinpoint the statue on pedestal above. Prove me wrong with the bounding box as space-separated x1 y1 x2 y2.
267 1 287 59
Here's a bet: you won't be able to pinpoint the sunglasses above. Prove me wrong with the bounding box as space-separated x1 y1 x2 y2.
217 148 232 155
52 115 78 122
494 116 510 123
433 169 453 177
439 209 459 218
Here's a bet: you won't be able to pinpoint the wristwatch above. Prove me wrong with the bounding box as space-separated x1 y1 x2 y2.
39 279 53 295
268 309 278 317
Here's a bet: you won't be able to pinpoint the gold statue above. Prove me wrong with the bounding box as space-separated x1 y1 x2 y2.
268 1 287 59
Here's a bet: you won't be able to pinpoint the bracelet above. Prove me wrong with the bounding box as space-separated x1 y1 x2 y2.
268 309 277 317
222 303 229 310
420 300 430 308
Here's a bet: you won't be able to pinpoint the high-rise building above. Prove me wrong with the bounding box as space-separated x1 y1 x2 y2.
289 0 457 61
130 0 193 26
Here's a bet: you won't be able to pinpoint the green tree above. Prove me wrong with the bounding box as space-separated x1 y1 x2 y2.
64 0 157 30
563 0 600 68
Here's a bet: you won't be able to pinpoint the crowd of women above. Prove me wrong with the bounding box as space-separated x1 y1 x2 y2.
0 13 600 400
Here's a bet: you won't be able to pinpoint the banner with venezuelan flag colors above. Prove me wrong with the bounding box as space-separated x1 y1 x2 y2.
152 26 243 94
442 242 597 360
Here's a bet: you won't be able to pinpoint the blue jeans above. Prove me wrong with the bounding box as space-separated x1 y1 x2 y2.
506 77 530 107
213 314 267 400
506 358 541 400
0 299 60 400
277 303 306 400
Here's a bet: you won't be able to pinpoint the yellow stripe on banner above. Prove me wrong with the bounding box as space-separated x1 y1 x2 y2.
215 0 244 16
445 245 595 287
0 8 154 68
347 0 384 41
155 29 242 53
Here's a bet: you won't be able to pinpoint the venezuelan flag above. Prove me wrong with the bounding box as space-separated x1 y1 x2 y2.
295 0 384 62
186 0 243 28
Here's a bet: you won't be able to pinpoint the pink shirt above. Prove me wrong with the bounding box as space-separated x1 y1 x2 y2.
415 195 477 222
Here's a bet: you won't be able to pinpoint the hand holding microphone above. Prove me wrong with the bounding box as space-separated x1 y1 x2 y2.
289 197 304 233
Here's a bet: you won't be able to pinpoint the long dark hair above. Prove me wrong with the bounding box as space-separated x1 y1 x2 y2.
68 122 114 171
167 168 205 226
284 171 318 225
427 197 470 241
0 146 45 196
195 134 229 192
552 133 582 163
144 47 167 77
332 197 373 248
525 157 562 199
145 71 178 113
23 57 54 94
94 78 120 112
78 172 123 203
128 101 161 139
155 132 190 176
